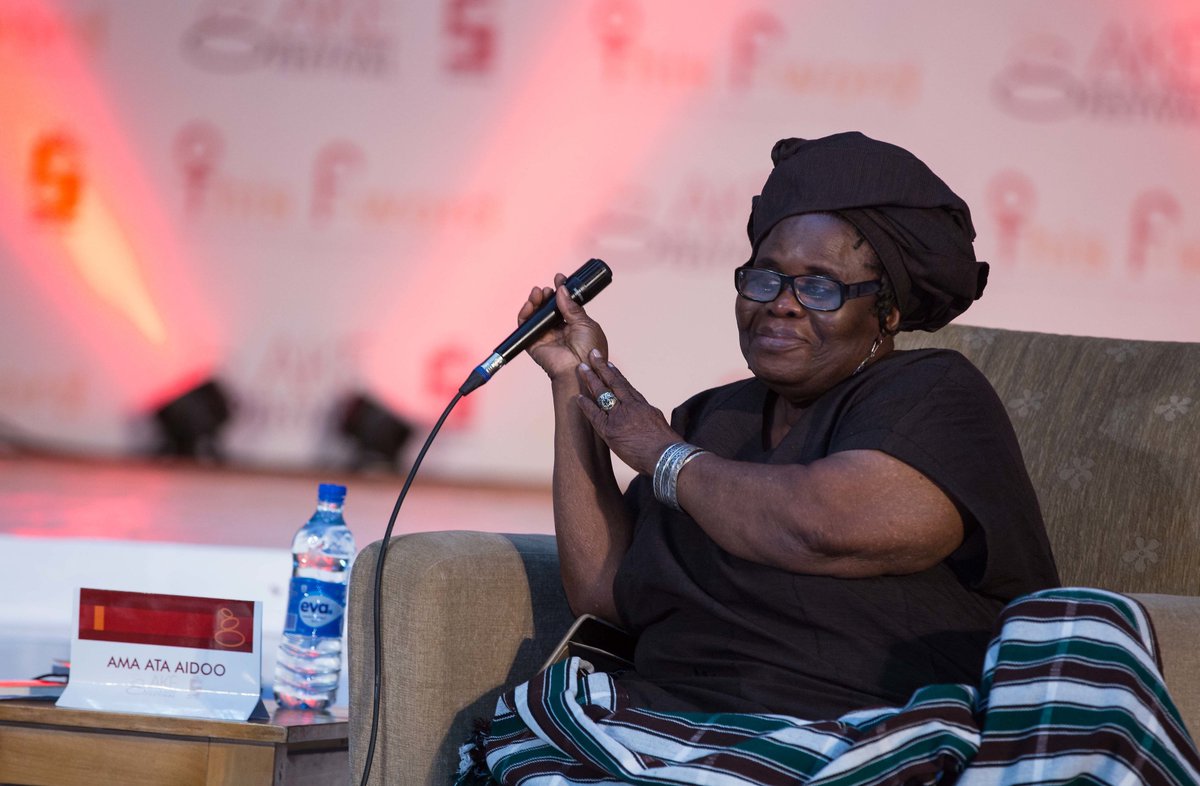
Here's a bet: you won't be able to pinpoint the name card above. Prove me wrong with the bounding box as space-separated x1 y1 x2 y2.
57 588 266 721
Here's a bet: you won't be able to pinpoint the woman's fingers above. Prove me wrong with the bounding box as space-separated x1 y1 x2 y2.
573 365 609 430
577 352 649 413
517 287 539 322
588 352 646 404
572 353 677 475
575 395 606 432
575 358 606 398
556 282 597 330
520 274 610 380
518 284 556 323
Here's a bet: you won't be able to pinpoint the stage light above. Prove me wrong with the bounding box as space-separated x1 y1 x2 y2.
152 379 232 461
338 392 414 472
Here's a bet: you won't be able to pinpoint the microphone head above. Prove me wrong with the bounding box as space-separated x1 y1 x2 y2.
565 258 612 305
460 258 614 395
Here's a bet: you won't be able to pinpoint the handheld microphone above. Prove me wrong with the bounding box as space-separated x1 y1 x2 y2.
459 258 612 395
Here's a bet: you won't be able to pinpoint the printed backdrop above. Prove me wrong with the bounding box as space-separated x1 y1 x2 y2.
1 0 1197 483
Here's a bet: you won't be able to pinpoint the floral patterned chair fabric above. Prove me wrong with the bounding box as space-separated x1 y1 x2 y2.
896 324 1198 596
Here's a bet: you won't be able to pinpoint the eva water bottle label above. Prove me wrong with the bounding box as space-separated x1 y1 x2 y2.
283 578 347 637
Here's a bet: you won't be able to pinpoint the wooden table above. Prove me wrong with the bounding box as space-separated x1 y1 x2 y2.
0 699 349 785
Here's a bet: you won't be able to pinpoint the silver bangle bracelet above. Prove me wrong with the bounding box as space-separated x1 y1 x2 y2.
652 441 708 512
652 442 688 502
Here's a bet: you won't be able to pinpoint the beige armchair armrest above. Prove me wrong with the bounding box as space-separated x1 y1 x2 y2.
348 531 574 786
1130 593 1200 738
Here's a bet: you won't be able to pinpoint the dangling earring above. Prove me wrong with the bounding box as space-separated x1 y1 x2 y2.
853 336 883 376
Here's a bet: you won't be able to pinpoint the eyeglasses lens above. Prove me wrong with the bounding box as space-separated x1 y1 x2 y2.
737 269 841 311
793 277 841 310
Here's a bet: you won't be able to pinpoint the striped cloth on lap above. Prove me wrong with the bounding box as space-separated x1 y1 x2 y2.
457 589 1200 786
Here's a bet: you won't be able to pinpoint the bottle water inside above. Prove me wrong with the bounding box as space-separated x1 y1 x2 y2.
273 482 356 710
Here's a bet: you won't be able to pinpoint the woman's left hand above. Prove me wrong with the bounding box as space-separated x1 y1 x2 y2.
575 349 680 476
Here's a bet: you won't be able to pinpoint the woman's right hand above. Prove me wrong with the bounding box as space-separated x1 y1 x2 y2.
521 273 609 382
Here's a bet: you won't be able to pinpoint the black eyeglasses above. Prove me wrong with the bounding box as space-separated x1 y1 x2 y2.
734 266 881 312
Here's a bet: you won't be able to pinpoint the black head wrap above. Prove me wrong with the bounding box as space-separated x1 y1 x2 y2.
747 132 988 332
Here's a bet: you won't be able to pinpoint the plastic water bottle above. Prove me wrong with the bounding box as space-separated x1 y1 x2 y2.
273 482 356 710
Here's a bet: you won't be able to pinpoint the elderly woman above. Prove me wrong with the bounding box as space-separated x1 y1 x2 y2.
457 133 1199 785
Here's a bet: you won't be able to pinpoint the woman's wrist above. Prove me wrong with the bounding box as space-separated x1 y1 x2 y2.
549 370 584 398
652 442 708 512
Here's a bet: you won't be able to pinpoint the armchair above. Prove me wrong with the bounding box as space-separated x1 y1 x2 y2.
348 324 1200 784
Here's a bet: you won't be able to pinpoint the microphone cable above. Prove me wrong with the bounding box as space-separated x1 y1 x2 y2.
359 391 462 786
357 258 610 784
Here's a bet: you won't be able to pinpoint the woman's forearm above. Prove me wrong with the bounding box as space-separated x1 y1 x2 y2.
550 377 633 622
674 449 963 577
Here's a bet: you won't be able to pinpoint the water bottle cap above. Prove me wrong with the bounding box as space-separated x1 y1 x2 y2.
317 483 347 504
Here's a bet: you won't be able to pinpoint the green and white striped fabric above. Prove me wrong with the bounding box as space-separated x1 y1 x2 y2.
457 589 1200 785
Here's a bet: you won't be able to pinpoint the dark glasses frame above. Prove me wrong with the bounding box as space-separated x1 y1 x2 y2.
734 266 882 312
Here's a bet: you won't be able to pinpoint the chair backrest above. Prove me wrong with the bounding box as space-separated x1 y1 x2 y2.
897 324 1199 595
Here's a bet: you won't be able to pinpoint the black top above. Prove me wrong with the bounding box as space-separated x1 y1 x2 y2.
612 348 1060 720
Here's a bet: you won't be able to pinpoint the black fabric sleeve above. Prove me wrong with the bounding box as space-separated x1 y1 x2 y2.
829 351 1056 598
